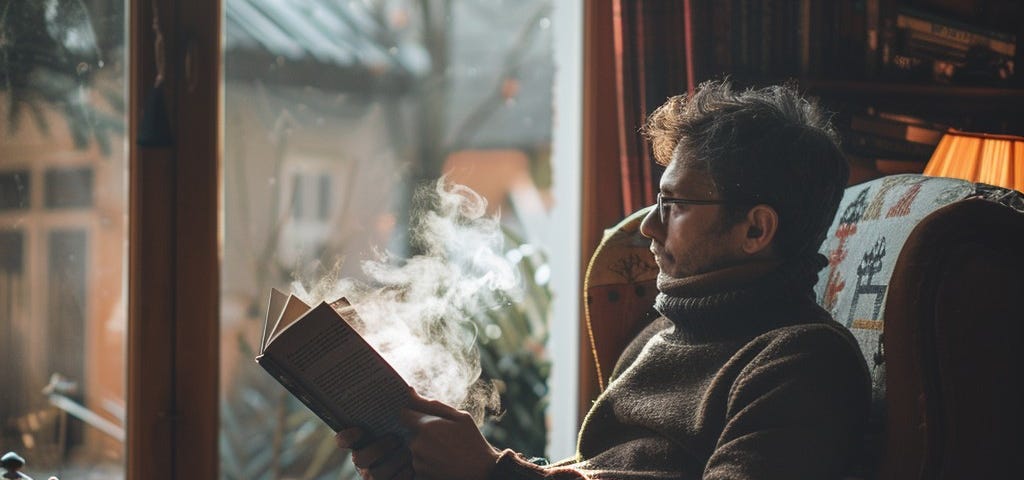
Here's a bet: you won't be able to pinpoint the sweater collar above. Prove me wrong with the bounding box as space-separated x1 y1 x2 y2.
654 253 828 342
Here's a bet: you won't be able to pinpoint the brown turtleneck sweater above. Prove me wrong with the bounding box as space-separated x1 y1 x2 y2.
490 255 871 479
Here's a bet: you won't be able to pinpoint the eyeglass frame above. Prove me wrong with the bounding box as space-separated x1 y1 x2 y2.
656 192 732 223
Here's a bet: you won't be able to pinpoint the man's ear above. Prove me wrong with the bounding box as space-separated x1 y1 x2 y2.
741 205 778 255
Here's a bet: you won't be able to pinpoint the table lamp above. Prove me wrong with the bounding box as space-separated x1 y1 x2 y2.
923 130 1024 192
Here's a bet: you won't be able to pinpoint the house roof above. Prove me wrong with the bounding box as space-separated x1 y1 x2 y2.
224 0 554 149
225 0 429 75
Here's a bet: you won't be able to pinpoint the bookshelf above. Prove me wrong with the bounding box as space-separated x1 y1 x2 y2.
689 0 1024 184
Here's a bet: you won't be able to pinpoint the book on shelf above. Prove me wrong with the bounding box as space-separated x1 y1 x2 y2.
895 7 1016 57
256 288 411 436
798 0 812 75
883 6 1017 85
850 113 948 145
900 30 970 64
904 28 972 56
874 158 929 175
865 0 881 77
842 129 938 160
874 111 953 131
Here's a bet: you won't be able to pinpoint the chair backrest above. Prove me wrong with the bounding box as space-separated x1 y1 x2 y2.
816 174 1024 479
583 206 658 390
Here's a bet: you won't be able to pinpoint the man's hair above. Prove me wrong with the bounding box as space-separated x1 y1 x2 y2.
642 79 849 259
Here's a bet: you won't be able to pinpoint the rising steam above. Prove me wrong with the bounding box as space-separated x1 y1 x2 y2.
292 179 518 424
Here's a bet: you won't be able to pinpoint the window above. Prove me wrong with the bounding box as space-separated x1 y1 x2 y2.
45 167 94 209
221 0 580 476
3 2 582 478
0 171 30 210
276 164 341 263
0 1 126 476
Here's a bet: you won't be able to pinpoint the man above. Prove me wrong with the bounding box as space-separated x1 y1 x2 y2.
336 80 871 479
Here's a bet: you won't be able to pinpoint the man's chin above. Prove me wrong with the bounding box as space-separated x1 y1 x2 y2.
659 260 709 280
656 266 692 282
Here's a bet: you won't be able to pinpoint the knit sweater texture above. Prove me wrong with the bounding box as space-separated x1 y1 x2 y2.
490 255 871 480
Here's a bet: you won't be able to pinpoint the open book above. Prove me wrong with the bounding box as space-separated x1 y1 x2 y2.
256 288 411 436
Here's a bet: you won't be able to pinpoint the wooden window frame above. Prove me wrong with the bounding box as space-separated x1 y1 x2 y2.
128 0 220 478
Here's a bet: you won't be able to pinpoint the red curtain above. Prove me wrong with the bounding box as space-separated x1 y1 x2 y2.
580 0 697 423
612 0 694 214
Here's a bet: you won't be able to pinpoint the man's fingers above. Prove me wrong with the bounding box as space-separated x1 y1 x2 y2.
398 408 459 434
407 390 464 419
393 403 421 425
350 436 402 470
335 427 367 449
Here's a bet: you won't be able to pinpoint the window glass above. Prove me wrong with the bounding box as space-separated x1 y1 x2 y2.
0 171 30 210
0 0 127 478
221 0 572 476
45 167 95 209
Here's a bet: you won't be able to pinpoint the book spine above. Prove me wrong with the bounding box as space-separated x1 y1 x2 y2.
256 355 346 432
865 0 880 77
799 0 811 75
896 13 1016 57
897 6 1016 43
879 0 899 70
902 37 968 64
904 29 970 54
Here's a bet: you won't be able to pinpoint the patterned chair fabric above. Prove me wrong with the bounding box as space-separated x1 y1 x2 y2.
584 206 658 390
814 174 977 478
585 174 1024 479
816 174 975 357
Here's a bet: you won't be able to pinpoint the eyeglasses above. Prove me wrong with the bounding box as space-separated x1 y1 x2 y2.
656 193 729 223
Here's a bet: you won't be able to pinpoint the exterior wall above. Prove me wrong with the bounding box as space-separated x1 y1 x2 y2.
220 83 408 389
0 94 126 459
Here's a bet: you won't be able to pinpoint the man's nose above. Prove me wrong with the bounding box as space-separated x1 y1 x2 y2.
639 206 660 240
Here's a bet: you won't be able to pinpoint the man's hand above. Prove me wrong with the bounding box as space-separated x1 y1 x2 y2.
335 427 413 480
400 390 501 480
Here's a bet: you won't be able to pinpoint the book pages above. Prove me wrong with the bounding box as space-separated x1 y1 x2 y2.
261 288 289 353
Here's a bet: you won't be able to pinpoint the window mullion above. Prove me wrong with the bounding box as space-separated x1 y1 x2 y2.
128 0 221 479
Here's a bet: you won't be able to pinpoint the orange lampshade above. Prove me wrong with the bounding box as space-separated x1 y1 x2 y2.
924 130 1024 192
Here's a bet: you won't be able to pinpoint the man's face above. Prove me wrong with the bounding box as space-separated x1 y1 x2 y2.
640 160 748 279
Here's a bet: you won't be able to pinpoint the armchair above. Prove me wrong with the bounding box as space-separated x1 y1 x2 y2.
584 174 1024 479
